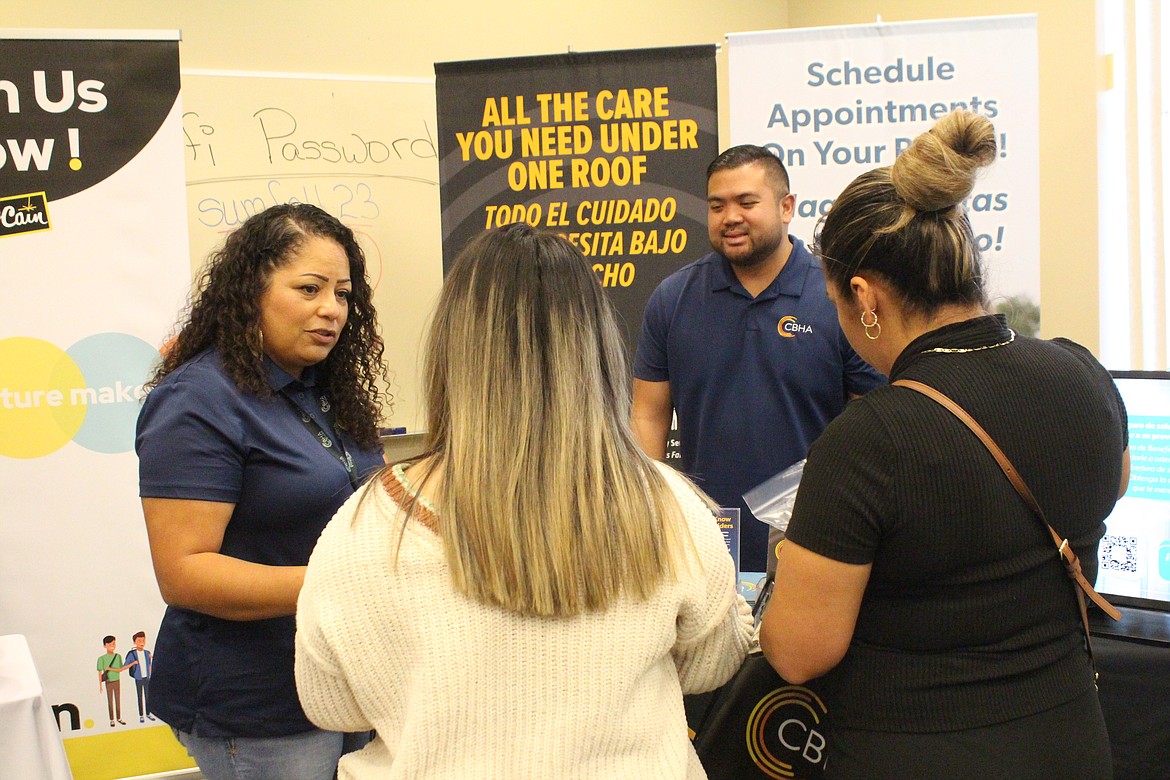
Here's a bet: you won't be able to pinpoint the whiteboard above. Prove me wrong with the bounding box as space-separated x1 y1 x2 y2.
180 71 441 432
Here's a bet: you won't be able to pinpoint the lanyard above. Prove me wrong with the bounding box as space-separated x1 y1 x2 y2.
280 388 360 490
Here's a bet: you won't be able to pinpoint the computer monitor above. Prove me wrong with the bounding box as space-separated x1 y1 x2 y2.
1095 370 1170 611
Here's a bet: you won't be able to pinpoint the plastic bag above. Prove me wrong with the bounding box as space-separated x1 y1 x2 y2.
742 459 805 532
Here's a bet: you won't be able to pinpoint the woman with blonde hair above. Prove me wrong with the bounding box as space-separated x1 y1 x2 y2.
295 223 753 779
760 111 1128 779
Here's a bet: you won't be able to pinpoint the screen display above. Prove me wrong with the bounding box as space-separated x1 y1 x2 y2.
1095 371 1170 609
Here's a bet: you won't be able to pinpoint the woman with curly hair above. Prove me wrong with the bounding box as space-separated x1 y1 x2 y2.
136 203 389 779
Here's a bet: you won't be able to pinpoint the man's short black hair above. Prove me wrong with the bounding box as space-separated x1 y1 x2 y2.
706 144 790 195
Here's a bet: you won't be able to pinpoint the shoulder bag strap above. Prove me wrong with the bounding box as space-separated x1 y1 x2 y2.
891 379 1120 663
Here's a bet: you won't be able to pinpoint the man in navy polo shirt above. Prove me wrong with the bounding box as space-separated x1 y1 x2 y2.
633 145 883 575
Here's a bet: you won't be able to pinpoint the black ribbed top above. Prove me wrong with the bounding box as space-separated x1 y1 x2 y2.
786 315 1128 732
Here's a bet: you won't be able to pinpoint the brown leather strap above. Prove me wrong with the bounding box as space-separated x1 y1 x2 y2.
891 379 1120 649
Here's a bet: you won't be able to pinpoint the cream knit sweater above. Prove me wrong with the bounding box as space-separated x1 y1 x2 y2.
295 462 754 779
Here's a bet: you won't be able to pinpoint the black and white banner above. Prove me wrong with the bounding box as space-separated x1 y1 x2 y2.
0 29 191 778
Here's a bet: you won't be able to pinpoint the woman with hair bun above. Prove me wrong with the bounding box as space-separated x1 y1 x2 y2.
759 111 1128 779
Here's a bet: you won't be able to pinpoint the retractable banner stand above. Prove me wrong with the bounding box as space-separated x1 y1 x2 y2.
728 15 1040 330
0 31 194 778
434 46 718 357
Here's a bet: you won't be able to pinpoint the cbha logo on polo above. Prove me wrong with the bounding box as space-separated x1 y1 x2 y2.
777 316 813 338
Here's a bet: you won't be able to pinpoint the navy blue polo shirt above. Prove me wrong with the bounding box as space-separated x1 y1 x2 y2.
135 350 383 737
634 237 883 572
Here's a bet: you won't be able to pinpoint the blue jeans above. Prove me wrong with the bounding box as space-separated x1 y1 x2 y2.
174 727 343 780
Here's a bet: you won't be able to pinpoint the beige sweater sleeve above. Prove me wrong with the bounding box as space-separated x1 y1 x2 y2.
661 465 755 694
294 497 374 733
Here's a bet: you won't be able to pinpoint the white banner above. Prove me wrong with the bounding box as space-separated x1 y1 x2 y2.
0 30 193 778
728 15 1039 325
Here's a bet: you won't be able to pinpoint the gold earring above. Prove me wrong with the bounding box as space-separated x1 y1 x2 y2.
861 310 881 340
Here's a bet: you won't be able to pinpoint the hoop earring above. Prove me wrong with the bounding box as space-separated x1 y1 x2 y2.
861 310 881 340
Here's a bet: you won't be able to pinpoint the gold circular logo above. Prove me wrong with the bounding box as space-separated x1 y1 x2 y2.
745 684 829 778
777 316 798 338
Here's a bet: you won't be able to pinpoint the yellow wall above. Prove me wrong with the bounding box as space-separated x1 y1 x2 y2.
7 2 792 431
9 2 1099 351
5 2 786 74
787 0 1100 350
6 2 790 161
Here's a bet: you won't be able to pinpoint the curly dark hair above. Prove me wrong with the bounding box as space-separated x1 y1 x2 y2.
149 203 389 449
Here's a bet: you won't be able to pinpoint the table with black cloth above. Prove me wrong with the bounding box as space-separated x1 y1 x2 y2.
1090 606 1170 780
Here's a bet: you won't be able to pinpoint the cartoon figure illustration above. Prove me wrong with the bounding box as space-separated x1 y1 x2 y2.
97 635 132 726
124 631 155 723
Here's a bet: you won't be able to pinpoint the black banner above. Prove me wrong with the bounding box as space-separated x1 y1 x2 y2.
435 45 717 354
0 38 180 202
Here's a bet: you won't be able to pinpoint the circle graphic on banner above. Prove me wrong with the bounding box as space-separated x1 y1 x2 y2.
0 334 158 459
67 333 157 454
0 337 87 459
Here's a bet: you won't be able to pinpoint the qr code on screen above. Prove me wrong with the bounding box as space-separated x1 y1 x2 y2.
1100 535 1139 574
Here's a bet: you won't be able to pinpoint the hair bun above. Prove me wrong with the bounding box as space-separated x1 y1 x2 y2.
889 110 997 212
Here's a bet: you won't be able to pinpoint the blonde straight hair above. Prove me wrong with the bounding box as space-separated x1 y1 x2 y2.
414 223 695 617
